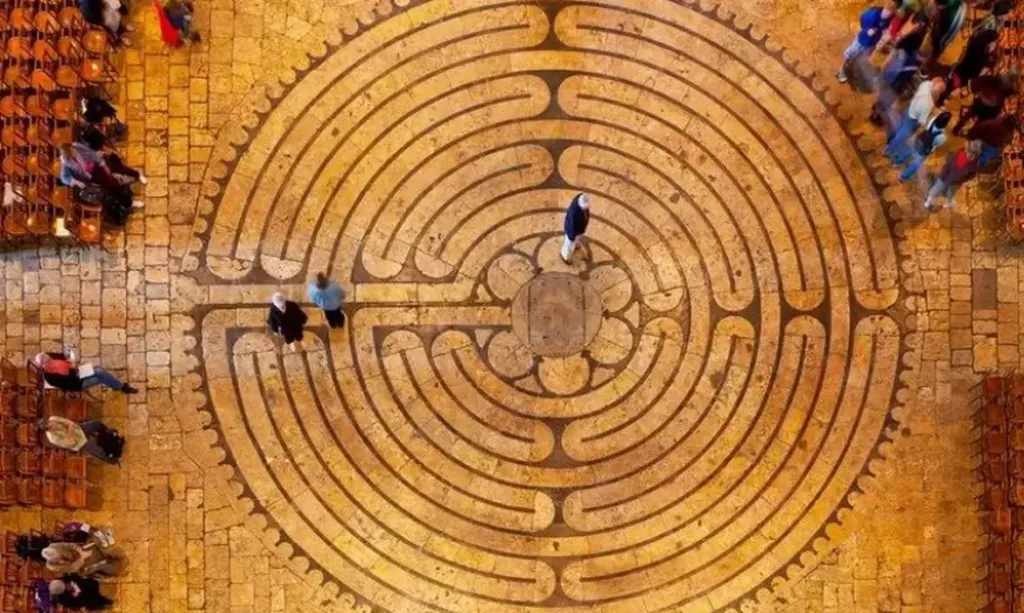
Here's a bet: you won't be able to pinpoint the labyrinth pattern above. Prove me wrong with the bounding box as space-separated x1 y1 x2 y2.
194 1 907 611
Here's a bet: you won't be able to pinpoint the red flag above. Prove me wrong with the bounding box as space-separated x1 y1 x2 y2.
154 0 182 47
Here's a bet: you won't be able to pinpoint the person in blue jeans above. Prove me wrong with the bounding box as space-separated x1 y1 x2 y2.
894 111 951 181
885 77 946 161
34 352 138 394
837 1 897 83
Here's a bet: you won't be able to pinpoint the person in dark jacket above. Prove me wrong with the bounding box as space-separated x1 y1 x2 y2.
947 28 999 97
560 193 590 264
268 293 308 350
34 352 137 394
46 576 113 610
967 115 1017 167
952 73 1017 135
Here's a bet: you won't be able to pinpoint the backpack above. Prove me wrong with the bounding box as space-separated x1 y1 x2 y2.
96 428 125 463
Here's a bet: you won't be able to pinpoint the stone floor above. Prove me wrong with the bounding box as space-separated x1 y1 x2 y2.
0 0 1000 612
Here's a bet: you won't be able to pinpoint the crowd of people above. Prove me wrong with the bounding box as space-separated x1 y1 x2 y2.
14 522 125 610
837 0 1018 211
57 91 147 226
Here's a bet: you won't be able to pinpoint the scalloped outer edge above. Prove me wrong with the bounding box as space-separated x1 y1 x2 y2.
173 0 924 611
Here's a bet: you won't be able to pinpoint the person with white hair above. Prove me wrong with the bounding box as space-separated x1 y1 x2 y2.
560 193 590 264
267 292 308 350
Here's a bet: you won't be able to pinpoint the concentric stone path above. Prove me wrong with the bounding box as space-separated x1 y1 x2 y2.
194 2 909 612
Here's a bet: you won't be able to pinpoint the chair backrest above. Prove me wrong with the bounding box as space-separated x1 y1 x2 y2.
24 359 42 389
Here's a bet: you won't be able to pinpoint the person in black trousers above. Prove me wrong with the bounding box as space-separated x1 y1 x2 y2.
268 293 308 351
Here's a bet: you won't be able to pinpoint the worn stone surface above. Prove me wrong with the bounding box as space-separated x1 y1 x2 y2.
0 1 989 612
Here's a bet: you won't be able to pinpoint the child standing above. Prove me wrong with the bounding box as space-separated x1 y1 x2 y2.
837 1 897 83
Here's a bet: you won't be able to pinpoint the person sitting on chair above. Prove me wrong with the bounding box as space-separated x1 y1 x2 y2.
41 417 122 465
34 352 137 394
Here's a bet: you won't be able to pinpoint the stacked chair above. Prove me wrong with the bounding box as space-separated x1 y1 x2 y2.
0 357 87 510
0 531 48 613
977 374 1024 613
997 6 1024 239
0 0 117 248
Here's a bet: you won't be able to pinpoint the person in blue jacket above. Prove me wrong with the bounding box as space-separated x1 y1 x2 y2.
560 193 590 264
837 1 897 83
307 272 346 329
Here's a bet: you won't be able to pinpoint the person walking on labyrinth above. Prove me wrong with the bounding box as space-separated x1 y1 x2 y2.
836 1 896 84
307 273 346 330
560 193 590 264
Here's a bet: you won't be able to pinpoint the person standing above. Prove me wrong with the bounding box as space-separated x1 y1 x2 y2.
836 1 897 83
268 293 308 350
307 273 346 329
561 193 590 264
952 73 1016 135
894 110 951 181
967 114 1017 168
924 143 980 211
885 77 946 161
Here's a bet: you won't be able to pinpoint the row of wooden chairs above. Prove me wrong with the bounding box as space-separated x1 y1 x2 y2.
979 375 1023 612
0 476 86 507
0 358 89 509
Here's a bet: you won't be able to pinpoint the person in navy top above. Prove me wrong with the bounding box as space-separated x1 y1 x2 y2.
837 1 896 83
561 193 590 264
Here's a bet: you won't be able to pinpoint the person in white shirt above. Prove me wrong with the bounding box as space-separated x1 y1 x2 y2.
885 77 946 161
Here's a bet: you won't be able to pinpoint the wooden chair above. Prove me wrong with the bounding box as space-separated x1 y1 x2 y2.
64 454 85 479
0 478 16 507
25 359 44 390
41 448 63 477
9 7 35 32
0 387 13 418
0 94 27 119
16 477 40 504
57 6 83 34
2 557 22 585
33 9 60 35
63 392 86 421
0 449 14 475
0 359 21 385
3 532 18 555
70 202 101 245
64 480 85 508
14 389 38 419
0 421 15 446
81 27 108 55
41 478 62 507
15 449 39 475
14 422 37 447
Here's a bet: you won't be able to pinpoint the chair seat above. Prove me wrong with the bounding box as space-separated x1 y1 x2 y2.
33 10 60 33
53 97 74 121
1 125 27 147
3 211 27 236
82 29 108 54
56 65 79 88
0 96 26 118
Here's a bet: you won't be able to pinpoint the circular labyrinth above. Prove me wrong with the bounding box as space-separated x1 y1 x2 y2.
198 1 906 612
